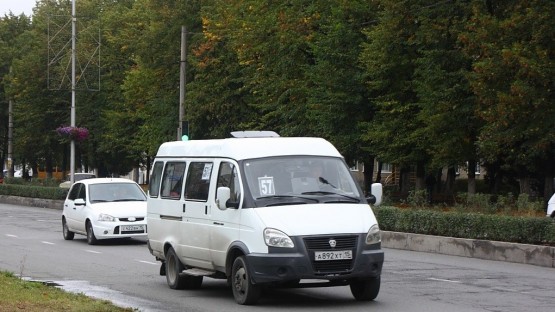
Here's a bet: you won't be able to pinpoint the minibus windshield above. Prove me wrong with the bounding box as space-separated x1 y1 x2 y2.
242 156 362 206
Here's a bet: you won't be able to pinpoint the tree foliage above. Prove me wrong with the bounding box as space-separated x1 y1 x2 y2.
0 0 554 200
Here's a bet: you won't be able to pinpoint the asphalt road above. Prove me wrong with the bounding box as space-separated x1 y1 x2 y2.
1 203 554 312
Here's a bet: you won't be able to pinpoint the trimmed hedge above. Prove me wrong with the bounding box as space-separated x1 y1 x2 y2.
374 206 555 246
0 184 68 200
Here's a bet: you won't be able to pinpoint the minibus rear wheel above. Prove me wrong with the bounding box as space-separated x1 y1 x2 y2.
166 247 186 289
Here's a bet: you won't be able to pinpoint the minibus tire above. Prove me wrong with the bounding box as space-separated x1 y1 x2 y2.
231 256 261 305
350 276 380 301
166 247 186 289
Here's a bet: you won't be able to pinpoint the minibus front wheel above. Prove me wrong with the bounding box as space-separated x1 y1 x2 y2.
231 256 261 305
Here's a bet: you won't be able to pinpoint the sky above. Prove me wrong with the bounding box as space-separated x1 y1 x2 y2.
0 0 36 17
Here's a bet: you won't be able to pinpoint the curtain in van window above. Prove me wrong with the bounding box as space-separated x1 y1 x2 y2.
161 162 187 199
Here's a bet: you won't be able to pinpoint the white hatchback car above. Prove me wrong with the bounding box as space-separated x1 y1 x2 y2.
62 178 148 245
548 193 555 218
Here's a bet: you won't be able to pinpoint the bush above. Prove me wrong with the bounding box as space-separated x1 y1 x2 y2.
405 190 427 208
0 184 67 200
374 206 555 246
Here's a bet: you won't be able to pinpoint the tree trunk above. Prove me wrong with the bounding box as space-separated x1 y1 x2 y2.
46 155 54 179
415 162 425 190
467 159 477 195
146 156 151 185
543 156 555 202
362 157 375 196
444 166 456 196
399 166 411 194
544 175 554 203
519 176 533 197
376 162 382 183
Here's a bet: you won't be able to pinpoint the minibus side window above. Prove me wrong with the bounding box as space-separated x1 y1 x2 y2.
216 162 241 204
160 162 187 199
184 162 213 201
149 162 164 197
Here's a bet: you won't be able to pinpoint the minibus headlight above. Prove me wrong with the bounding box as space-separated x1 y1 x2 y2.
98 213 116 222
264 228 294 248
366 224 381 245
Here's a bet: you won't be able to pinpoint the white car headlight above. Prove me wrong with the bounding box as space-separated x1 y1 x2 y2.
264 228 294 248
98 213 116 222
366 224 381 245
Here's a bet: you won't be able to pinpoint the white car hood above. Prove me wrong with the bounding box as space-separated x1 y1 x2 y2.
252 203 377 236
89 201 147 218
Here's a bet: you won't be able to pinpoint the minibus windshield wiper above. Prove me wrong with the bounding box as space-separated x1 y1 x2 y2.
301 191 360 203
256 195 319 203
112 198 143 202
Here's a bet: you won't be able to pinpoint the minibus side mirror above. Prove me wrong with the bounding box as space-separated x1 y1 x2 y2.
216 187 240 210
366 183 383 206
74 198 86 206
216 186 231 210
216 187 231 210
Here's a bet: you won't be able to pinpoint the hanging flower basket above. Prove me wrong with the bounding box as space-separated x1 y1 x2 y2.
56 126 89 142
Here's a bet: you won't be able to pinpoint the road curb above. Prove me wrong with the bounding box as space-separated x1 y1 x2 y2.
1 195 553 268
382 231 555 268
0 195 63 210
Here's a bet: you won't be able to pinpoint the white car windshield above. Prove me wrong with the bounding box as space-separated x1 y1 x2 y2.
89 183 147 203
243 156 361 206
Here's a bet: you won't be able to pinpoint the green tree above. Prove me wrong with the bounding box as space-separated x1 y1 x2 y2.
4 5 71 178
0 13 32 175
463 0 555 199
359 0 428 194
412 1 480 195
303 1 379 190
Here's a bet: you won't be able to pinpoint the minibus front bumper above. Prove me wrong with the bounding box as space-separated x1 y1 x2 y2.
246 235 383 285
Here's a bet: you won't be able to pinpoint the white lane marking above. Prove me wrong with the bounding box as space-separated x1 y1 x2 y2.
42 241 55 245
84 250 102 254
137 260 159 265
428 277 461 283
5 234 18 238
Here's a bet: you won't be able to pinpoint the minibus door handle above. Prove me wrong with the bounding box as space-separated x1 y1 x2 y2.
182 203 186 213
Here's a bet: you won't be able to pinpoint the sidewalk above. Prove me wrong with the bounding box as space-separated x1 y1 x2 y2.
1 195 554 268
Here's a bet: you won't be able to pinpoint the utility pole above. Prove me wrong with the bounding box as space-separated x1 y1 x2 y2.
6 99 13 178
48 0 100 182
178 26 187 141
70 0 76 183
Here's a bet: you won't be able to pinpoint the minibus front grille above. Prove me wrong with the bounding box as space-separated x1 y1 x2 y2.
303 235 358 274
